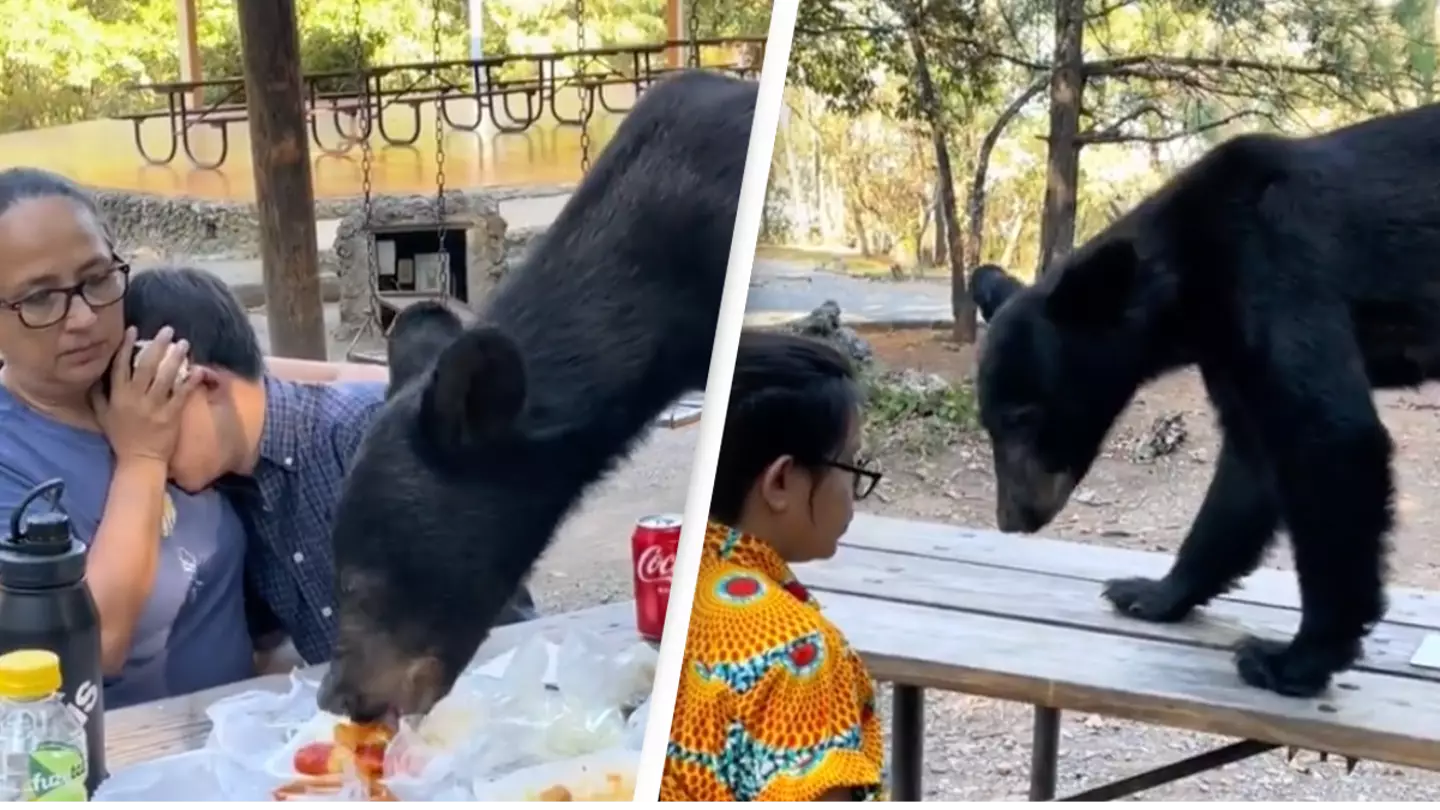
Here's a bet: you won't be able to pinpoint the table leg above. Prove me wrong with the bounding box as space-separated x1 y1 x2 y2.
891 685 925 801
1030 706 1061 801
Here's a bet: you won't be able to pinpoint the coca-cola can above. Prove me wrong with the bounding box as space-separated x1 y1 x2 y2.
631 514 681 644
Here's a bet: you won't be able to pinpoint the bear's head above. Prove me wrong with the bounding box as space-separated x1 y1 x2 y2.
970 239 1151 534
317 302 555 724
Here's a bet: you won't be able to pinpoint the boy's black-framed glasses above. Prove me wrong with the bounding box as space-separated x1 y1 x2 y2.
824 456 882 500
0 261 131 329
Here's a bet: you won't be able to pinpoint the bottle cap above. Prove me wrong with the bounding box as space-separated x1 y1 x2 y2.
21 512 70 548
0 649 61 699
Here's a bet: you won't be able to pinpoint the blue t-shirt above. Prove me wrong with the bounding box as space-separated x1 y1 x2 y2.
0 386 253 709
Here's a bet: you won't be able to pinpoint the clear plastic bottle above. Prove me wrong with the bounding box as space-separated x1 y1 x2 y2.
0 649 88 801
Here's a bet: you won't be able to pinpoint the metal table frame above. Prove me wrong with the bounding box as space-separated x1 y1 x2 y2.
887 684 1293 801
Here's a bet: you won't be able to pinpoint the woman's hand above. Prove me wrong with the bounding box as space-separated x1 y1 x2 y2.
92 326 200 465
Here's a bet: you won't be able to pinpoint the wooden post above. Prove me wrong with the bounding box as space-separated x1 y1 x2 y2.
666 0 684 68
235 0 328 360
176 0 204 108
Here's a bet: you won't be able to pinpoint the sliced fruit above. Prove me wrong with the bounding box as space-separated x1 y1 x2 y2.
292 742 339 777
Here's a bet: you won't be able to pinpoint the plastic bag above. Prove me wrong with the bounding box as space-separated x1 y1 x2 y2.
623 698 650 751
205 673 339 782
93 749 283 802
472 747 640 802
388 631 657 787
205 672 388 800
110 630 655 800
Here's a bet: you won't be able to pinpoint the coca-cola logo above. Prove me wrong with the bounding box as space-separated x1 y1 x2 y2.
636 545 675 583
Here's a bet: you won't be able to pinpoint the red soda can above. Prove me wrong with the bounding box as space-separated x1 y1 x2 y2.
632 514 681 644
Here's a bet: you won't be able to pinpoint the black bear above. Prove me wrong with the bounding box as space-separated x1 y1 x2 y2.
968 103 1440 698
970 263 1024 323
316 70 757 721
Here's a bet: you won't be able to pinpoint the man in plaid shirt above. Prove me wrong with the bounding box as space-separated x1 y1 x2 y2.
125 267 537 674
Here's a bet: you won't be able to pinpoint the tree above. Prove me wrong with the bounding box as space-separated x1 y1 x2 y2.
0 0 769 133
1004 0 1425 273
793 0 999 342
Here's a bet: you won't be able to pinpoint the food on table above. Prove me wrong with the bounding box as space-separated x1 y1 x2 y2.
525 771 633 802
536 785 573 801
272 775 396 802
272 721 396 802
291 741 338 777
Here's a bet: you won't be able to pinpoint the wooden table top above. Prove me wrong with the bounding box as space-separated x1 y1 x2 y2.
794 513 1440 773
104 600 639 771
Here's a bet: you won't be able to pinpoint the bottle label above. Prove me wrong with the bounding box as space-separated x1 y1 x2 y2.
23 741 87 802
62 678 99 733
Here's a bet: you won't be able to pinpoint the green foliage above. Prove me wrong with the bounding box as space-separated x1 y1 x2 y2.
793 0 1002 122
769 0 1429 270
861 366 980 456
863 368 979 430
0 0 767 134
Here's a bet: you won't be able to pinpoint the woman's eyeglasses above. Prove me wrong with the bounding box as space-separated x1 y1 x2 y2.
0 262 131 329
824 456 883 500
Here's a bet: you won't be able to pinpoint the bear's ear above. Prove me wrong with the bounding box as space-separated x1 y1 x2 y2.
387 302 465 399
1044 239 1138 328
969 264 1026 321
419 326 526 449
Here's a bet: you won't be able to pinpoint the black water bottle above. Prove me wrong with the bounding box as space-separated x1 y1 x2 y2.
0 479 106 796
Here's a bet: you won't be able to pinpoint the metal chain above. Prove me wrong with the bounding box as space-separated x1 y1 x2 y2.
687 0 701 67
432 0 450 304
576 0 592 175
344 0 383 359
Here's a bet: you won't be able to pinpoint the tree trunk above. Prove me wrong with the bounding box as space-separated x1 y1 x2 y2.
1036 0 1085 277
779 110 807 240
932 185 948 266
916 196 934 268
1000 213 1025 267
964 74 1049 270
907 22 974 342
236 0 326 359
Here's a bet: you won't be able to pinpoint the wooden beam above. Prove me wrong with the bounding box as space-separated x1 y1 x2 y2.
176 0 203 108
666 0 684 68
234 0 327 360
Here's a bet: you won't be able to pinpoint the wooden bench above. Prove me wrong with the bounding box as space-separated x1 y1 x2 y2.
793 513 1440 801
105 600 638 771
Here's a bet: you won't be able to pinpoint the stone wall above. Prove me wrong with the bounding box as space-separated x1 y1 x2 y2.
332 191 510 340
503 226 548 272
90 182 575 262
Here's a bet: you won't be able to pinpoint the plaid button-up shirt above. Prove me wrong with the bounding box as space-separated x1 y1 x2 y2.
225 375 388 664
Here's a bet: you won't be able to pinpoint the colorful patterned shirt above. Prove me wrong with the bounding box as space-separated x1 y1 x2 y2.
661 521 885 802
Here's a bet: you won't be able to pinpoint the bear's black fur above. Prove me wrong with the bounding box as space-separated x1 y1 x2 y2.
970 103 1440 698
970 263 1023 324
317 70 757 721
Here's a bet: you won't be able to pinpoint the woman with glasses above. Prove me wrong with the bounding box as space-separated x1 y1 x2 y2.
0 167 255 708
661 330 886 802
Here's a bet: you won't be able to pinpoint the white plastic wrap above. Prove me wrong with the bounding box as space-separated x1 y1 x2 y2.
386 632 656 786
472 748 640 801
624 698 651 751
93 631 658 801
91 750 283 802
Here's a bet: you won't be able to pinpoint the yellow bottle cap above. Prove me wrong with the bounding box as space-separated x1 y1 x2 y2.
0 649 62 700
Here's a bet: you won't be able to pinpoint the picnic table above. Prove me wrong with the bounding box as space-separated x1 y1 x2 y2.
104 600 638 772
794 513 1440 801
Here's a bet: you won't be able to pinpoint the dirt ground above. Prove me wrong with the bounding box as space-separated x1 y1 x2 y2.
859 328 1440 801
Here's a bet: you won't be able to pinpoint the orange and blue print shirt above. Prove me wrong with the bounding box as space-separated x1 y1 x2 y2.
660 521 885 801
